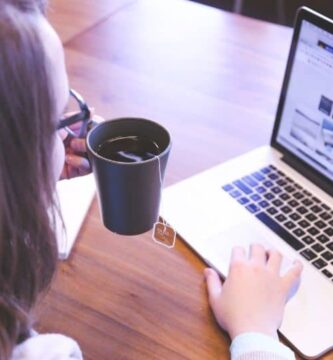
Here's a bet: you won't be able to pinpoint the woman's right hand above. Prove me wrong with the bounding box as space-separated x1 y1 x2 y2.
204 244 303 340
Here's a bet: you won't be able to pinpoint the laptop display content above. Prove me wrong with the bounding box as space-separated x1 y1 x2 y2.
275 19 333 180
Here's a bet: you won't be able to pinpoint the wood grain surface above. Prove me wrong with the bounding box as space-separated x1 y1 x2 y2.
34 0 333 359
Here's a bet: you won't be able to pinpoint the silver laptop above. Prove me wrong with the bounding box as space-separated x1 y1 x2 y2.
161 7 333 359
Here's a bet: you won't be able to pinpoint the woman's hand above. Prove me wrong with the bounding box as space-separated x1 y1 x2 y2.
60 128 91 179
204 244 303 340
60 113 104 180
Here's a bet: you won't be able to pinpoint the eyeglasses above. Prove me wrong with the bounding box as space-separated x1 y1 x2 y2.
57 89 91 138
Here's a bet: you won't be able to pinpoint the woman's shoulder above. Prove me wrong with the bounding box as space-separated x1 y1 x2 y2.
11 333 83 360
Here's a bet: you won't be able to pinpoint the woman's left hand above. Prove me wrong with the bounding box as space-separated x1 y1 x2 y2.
60 131 91 179
60 113 104 180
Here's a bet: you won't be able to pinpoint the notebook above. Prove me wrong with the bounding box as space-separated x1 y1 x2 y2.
161 7 333 358
56 174 95 259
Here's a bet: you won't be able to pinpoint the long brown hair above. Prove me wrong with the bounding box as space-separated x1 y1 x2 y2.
0 0 58 357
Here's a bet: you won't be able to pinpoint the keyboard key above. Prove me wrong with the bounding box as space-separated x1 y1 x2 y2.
301 198 313 206
233 180 253 195
267 207 278 215
250 194 261 202
222 184 234 192
324 227 333 237
302 235 315 245
280 193 290 201
305 213 317 222
275 214 287 222
238 197 250 205
256 212 305 251
312 258 327 269
252 172 265 181
271 187 282 194
296 206 308 215
229 190 242 198
281 206 292 214
276 179 287 186
300 248 317 261
312 243 325 253
329 220 333 227
293 192 304 200
285 185 295 193
298 220 310 228
242 176 258 187
308 227 320 236
269 165 277 170
311 205 322 213
322 251 333 261
258 200 269 208
294 183 302 190
256 186 266 194
268 173 279 180
314 220 326 229
319 212 332 221
312 196 321 203
317 234 329 244
263 180 273 188
222 184 234 191
327 242 333 251
322 269 333 278
290 213 301 221
261 167 271 174
284 221 296 229
322 203 330 211
293 228 305 237
250 194 261 201
264 193 275 200
246 203 260 213
288 200 299 207
272 199 283 207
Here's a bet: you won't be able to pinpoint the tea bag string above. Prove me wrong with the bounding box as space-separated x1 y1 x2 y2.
152 155 176 249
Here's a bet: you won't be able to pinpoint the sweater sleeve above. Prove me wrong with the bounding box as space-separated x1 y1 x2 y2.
230 332 295 360
11 333 83 360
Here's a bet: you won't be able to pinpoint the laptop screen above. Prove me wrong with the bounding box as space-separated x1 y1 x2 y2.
275 17 333 181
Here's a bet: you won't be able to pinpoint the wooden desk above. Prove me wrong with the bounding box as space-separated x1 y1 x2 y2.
36 1 333 359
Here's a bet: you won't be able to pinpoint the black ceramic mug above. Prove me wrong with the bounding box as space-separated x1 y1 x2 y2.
86 118 171 235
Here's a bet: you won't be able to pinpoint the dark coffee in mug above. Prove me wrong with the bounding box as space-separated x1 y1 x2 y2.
96 135 160 163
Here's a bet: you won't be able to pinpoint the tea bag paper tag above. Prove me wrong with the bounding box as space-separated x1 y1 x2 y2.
153 222 176 249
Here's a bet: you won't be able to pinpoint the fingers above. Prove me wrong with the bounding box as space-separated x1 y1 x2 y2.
282 260 303 292
249 243 267 265
65 154 91 178
266 249 282 272
204 268 223 303
70 138 87 153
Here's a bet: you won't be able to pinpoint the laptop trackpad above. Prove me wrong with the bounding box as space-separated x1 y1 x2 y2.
205 221 294 278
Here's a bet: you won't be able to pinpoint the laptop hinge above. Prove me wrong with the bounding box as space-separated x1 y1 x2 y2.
281 153 333 197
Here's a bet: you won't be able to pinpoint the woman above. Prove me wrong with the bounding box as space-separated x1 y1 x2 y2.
0 0 86 358
0 0 303 358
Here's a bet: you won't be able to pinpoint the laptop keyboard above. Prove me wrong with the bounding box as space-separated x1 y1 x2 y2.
222 165 333 282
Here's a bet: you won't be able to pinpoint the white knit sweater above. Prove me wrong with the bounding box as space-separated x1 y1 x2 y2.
11 332 294 359
11 334 82 360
